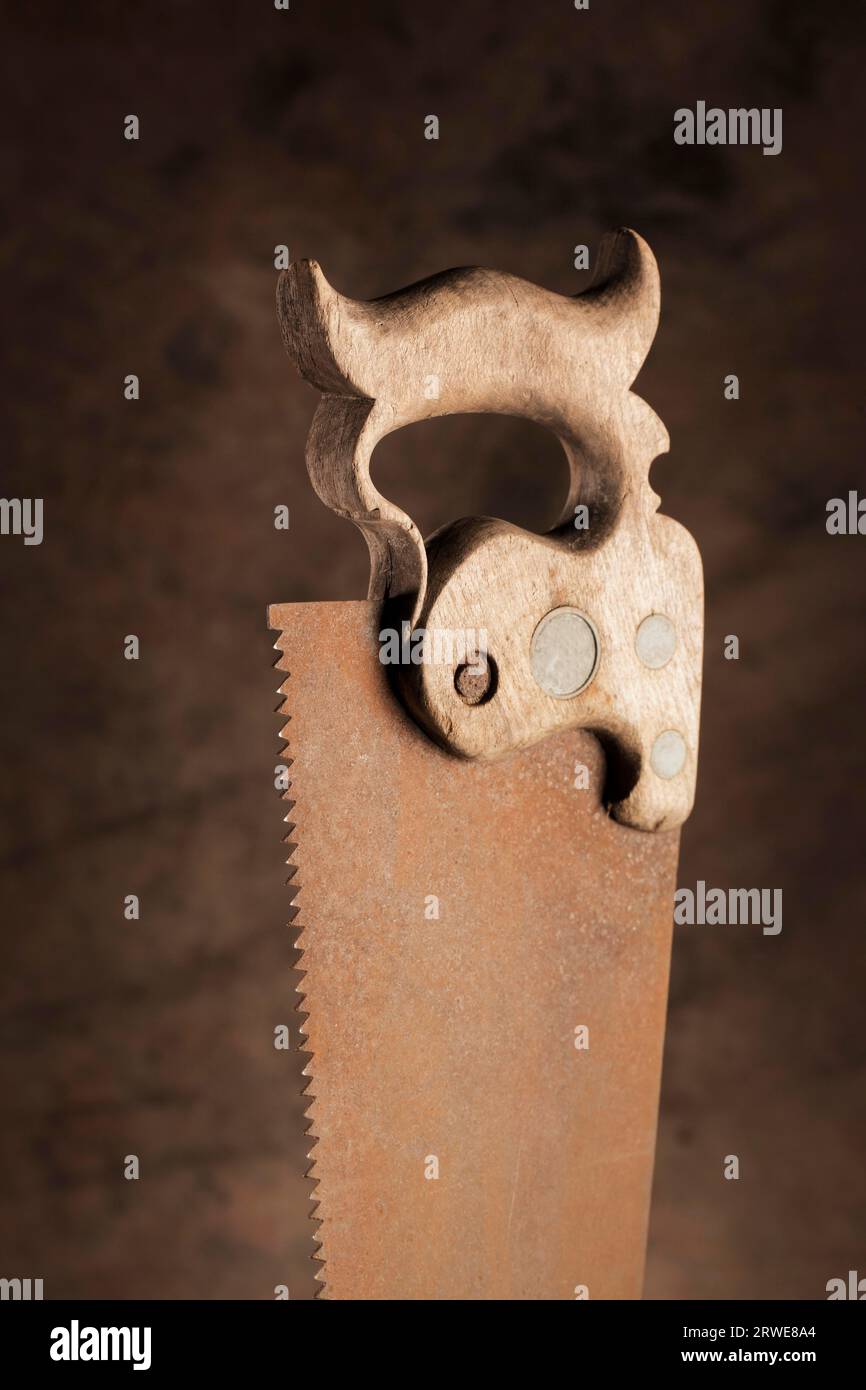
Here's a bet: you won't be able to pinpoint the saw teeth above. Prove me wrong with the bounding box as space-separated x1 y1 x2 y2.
272 633 327 1298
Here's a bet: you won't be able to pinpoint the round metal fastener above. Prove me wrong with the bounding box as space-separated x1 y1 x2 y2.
650 729 687 779
454 659 494 706
530 607 599 699
635 612 677 669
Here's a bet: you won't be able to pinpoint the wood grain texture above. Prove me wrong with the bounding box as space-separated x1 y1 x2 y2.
277 231 703 831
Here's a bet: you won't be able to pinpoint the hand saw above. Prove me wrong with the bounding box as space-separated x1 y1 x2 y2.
269 229 703 1301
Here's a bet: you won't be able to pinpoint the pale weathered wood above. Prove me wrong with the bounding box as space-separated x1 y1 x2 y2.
277 231 703 831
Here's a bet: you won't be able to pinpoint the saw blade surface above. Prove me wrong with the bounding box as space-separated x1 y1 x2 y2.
270 599 679 1300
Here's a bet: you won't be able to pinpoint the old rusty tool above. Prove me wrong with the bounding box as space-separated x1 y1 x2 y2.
270 229 703 1300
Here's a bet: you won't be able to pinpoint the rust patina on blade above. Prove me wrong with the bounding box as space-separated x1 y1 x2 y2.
271 599 680 1301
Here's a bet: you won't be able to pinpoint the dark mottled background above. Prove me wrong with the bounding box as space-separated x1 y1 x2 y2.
1 0 864 1300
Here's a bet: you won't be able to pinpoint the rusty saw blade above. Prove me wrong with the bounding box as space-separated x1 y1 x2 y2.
271 600 680 1301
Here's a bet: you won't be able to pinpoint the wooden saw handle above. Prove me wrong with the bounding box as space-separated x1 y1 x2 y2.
277 230 703 833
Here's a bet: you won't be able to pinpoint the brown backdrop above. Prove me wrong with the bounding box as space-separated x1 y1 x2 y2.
1 0 864 1299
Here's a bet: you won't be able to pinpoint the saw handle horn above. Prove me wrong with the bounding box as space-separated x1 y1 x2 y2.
278 232 703 833
278 229 664 611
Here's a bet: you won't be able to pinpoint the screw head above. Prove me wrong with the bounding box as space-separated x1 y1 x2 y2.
650 729 687 779
455 659 494 705
530 607 599 698
636 613 677 669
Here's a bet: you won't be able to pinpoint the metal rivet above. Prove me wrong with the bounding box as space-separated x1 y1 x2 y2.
650 729 687 779
530 607 599 698
455 659 494 706
636 613 677 669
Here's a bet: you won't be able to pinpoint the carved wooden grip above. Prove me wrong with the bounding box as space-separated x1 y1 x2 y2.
277 230 703 832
